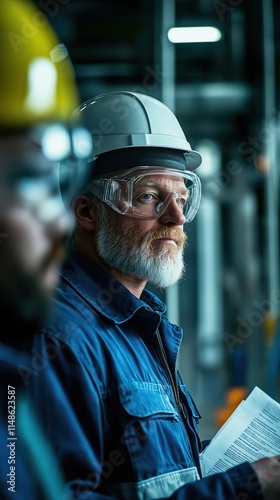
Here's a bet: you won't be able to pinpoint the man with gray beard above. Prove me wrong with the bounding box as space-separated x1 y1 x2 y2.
86 174 188 289
27 92 280 499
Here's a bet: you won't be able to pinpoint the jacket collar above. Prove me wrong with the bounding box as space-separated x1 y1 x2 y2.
60 250 167 325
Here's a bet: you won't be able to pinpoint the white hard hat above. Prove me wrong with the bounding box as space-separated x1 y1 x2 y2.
73 91 202 176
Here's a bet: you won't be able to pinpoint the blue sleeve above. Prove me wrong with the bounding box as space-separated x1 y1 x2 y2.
165 463 264 499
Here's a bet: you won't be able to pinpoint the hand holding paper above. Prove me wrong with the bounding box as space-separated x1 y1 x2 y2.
202 386 280 476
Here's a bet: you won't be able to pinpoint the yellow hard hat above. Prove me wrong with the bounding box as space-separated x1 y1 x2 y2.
0 0 80 129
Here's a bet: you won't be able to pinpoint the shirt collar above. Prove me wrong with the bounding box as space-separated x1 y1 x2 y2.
60 250 167 324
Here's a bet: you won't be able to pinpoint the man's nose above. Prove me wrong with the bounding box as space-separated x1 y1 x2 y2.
158 195 186 226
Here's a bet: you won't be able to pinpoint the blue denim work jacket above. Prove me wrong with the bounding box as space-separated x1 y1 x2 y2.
22 250 262 499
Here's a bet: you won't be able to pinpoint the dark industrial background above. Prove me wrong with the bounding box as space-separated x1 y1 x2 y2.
42 0 280 438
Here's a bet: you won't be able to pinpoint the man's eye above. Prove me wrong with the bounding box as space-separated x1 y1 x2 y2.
138 192 158 203
179 197 187 208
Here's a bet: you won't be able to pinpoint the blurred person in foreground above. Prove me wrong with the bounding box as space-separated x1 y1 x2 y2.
0 1 92 498
22 90 280 499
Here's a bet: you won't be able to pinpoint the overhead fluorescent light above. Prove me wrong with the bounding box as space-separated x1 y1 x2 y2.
167 26 222 44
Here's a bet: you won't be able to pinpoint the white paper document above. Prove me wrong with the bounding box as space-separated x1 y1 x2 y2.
201 386 280 476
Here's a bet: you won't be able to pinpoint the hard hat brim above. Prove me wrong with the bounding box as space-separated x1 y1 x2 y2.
91 147 202 178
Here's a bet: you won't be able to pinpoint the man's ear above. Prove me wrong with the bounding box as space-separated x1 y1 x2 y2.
71 195 96 232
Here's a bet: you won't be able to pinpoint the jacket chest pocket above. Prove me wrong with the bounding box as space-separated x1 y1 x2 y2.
117 383 197 479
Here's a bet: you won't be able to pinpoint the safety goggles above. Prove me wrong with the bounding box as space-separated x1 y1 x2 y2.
0 124 92 222
88 166 201 222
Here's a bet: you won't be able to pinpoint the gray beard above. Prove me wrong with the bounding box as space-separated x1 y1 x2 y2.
95 207 185 289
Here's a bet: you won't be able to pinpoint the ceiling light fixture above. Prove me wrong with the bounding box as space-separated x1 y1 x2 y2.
167 26 222 44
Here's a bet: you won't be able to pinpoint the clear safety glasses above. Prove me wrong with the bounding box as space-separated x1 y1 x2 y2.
88 167 201 222
0 124 92 222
